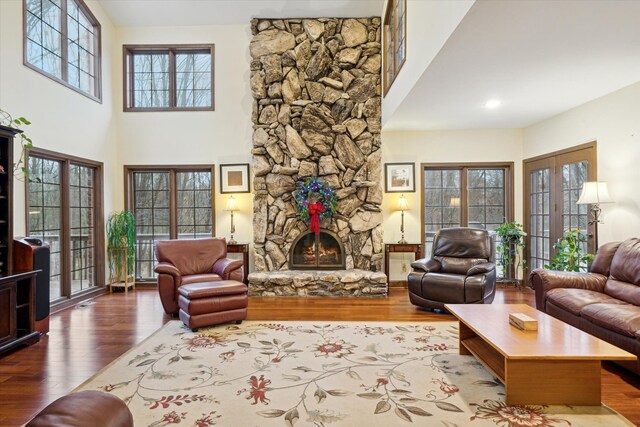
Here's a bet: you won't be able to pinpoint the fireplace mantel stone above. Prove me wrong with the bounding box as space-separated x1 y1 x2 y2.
248 269 388 297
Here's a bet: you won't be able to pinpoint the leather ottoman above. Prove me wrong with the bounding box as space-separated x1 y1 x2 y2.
178 280 248 330
26 390 133 427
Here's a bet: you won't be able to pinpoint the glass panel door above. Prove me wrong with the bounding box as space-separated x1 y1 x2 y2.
423 169 461 255
526 161 553 270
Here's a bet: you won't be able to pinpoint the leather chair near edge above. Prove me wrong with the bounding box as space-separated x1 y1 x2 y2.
154 237 244 314
408 227 497 310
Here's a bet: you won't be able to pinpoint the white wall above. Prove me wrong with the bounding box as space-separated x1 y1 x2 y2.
523 81 640 244
381 0 474 126
381 129 523 280
0 0 118 237
115 24 255 259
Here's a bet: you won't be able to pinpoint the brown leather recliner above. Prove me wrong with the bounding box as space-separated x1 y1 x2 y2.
530 238 640 373
154 238 243 314
408 227 497 309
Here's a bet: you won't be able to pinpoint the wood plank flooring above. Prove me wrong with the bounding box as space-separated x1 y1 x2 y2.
0 287 638 426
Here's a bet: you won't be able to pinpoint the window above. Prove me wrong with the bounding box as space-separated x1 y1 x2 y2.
524 143 596 273
422 163 514 256
27 149 104 303
123 45 215 111
383 0 406 95
24 0 101 100
124 166 215 281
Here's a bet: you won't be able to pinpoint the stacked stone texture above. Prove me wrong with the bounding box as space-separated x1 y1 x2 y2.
250 17 383 273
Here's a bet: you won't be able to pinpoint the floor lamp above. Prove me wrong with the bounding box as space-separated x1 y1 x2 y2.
576 181 613 250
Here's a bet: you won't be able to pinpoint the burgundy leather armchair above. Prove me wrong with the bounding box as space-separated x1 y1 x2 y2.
154 238 243 314
408 227 496 309
530 239 640 373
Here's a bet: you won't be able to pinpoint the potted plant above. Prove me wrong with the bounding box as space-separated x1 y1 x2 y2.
545 229 594 272
0 108 36 182
494 221 527 286
107 210 136 292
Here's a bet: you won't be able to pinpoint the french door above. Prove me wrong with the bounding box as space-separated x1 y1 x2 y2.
523 143 596 273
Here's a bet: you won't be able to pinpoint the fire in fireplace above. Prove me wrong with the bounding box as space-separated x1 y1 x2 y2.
289 229 345 270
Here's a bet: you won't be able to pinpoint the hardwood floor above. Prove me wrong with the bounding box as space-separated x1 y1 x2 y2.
0 286 638 426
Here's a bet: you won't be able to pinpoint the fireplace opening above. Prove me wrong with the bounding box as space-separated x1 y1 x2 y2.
289 229 345 270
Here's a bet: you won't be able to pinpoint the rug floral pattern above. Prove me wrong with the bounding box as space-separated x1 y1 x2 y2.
76 321 632 427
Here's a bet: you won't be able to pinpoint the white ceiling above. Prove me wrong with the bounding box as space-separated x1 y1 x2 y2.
384 0 640 130
98 0 384 27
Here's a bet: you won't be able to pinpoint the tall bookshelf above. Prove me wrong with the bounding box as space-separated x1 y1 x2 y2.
0 125 16 274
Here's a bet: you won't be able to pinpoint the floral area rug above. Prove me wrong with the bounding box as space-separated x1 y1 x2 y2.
76 321 633 427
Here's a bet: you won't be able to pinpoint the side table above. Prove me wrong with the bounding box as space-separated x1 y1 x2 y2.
227 243 249 284
384 243 422 285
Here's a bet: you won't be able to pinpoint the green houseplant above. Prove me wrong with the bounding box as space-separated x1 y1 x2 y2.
107 210 136 291
545 229 594 272
494 221 527 284
0 108 36 181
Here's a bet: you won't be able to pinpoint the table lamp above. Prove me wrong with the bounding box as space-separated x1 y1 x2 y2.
397 194 410 244
225 195 239 245
576 181 613 249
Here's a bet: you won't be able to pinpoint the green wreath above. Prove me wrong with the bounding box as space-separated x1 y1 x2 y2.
293 177 338 223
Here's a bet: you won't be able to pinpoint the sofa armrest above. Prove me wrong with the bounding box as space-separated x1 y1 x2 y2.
213 258 243 280
155 262 181 277
467 262 495 276
529 268 608 311
411 258 441 273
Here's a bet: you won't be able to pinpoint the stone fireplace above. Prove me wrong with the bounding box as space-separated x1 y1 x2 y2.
290 229 345 270
247 17 387 296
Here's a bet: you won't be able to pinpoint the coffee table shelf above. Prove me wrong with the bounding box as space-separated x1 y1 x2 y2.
446 303 636 406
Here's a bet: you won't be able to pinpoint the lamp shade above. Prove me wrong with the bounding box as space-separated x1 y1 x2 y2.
397 194 410 211
577 182 613 205
449 197 461 207
225 195 239 211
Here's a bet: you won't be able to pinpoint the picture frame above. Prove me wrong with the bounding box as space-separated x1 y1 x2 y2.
385 163 415 193
220 164 250 193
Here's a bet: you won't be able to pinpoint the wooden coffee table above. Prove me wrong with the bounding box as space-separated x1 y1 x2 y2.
445 303 637 406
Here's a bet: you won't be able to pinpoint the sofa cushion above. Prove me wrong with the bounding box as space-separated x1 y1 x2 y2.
580 303 640 338
182 274 222 285
546 288 626 316
609 238 640 285
604 279 640 306
422 273 466 304
155 238 227 276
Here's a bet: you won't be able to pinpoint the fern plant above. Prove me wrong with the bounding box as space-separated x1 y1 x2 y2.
545 229 594 272
107 211 136 283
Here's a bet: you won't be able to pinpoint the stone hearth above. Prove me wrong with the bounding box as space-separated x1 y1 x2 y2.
248 269 387 297
249 17 386 296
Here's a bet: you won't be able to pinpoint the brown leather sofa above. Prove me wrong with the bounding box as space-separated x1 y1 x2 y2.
530 238 640 373
26 390 133 427
408 227 497 310
154 238 243 314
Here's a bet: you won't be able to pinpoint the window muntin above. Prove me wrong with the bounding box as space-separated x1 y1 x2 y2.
124 45 214 111
125 166 215 281
383 0 406 95
27 151 104 302
24 0 101 100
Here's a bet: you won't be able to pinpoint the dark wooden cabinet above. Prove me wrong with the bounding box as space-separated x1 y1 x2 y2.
227 243 249 284
0 125 41 356
0 125 16 275
0 271 40 355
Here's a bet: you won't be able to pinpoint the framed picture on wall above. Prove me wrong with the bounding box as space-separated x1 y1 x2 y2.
385 163 415 192
220 164 250 193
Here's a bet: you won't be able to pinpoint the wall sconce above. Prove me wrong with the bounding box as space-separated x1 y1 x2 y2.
577 181 613 248
396 194 410 244
225 195 239 245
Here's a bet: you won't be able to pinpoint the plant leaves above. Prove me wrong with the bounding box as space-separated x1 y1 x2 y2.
405 406 432 416
284 408 299 426
168 355 180 364
390 389 411 394
282 374 301 381
237 342 251 348
136 359 157 367
326 390 352 396
257 409 286 418
400 397 418 403
357 392 383 399
435 401 463 412
259 340 274 346
374 400 391 414
346 370 362 380
473 380 501 387
395 407 412 422
360 356 378 362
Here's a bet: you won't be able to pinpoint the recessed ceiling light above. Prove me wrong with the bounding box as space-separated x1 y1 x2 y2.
484 99 502 109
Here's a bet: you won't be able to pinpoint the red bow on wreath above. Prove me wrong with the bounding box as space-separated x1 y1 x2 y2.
308 202 323 236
